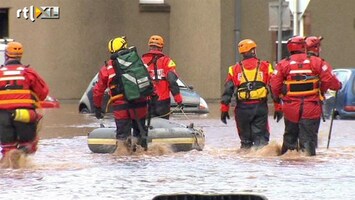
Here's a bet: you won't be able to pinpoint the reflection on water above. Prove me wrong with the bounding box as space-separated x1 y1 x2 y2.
0 102 354 200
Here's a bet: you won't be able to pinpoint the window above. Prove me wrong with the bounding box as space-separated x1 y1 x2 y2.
0 8 9 38
140 0 164 4
139 0 169 12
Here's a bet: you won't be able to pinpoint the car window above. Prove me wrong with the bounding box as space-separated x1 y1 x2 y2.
333 70 351 86
176 79 185 87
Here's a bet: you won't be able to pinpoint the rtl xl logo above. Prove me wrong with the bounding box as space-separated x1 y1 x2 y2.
17 6 60 22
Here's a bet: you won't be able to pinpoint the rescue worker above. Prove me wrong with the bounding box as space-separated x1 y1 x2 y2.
0 41 49 166
142 35 183 119
306 36 338 120
305 36 323 57
220 39 274 149
270 36 342 156
93 36 148 150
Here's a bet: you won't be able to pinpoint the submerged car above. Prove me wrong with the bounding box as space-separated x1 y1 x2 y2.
78 73 209 114
323 68 355 119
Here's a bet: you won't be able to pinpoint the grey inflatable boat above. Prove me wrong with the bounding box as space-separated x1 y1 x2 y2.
87 118 205 153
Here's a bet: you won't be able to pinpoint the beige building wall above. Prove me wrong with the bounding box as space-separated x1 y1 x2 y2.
307 0 355 67
168 0 227 100
1 0 355 101
1 0 170 100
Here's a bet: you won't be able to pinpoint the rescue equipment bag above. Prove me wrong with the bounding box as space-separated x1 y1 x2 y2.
111 46 154 101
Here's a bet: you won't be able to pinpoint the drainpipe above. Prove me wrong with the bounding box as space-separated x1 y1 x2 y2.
277 0 283 62
235 0 241 62
293 0 298 36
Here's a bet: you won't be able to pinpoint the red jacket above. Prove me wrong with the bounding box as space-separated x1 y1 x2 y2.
142 50 182 104
93 60 118 108
221 57 273 112
0 60 49 110
270 53 342 122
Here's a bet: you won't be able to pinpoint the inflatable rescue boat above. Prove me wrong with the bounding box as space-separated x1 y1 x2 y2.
87 118 205 153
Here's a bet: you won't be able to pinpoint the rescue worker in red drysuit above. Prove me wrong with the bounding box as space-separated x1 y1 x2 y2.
270 36 342 156
0 41 49 160
142 35 183 119
93 37 148 148
220 39 274 149
306 36 337 120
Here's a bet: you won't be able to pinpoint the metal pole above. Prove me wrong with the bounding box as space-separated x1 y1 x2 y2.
235 0 241 62
277 0 283 62
293 0 298 35
299 16 304 37
327 91 338 149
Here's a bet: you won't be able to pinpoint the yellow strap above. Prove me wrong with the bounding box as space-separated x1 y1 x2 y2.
105 94 124 112
0 89 31 95
0 89 41 108
151 137 195 144
0 99 36 105
88 138 117 145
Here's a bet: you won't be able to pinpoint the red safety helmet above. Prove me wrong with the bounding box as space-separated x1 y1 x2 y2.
286 36 306 53
306 36 323 56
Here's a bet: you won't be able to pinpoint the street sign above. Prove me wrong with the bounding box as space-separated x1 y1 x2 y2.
286 0 310 19
268 1 291 31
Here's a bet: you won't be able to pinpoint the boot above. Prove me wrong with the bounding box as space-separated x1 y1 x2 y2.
7 149 26 169
125 136 138 152
303 142 316 156
280 144 288 155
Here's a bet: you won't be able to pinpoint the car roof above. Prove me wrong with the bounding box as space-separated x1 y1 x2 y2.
334 68 355 71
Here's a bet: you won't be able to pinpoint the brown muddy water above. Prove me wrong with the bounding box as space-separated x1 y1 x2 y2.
0 101 354 200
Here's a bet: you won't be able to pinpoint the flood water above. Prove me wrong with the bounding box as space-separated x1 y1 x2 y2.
1 101 354 200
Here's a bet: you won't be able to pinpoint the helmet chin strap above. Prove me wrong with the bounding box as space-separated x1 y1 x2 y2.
241 48 257 59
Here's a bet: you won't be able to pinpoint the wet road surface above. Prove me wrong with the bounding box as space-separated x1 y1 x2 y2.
1 101 354 200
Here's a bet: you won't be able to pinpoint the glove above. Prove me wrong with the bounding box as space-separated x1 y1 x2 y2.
94 106 104 119
220 103 230 124
173 94 184 109
177 102 184 110
273 103 283 123
151 93 159 102
221 111 230 124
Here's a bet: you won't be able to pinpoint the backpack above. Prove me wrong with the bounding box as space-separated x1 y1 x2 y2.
110 46 154 101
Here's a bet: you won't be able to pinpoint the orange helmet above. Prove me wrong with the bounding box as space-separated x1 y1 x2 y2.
238 39 257 54
287 36 306 53
305 36 323 55
148 35 164 48
6 41 24 58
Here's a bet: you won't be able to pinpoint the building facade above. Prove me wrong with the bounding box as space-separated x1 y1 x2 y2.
0 0 354 100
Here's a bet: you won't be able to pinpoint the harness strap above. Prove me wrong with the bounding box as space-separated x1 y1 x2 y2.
238 60 261 100
147 54 164 81
112 101 147 111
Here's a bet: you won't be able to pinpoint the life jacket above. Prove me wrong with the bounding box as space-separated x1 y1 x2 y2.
236 60 268 101
110 46 154 101
282 56 320 97
0 65 38 109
